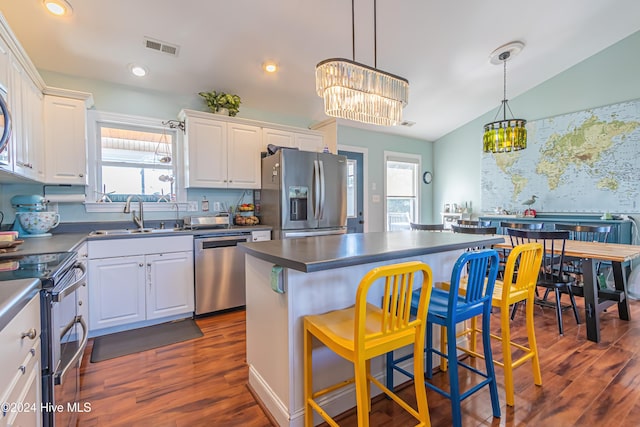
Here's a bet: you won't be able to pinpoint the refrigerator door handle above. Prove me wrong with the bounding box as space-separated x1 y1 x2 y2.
318 160 325 219
313 159 321 220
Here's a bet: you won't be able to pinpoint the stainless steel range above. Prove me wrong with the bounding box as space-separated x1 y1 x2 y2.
0 251 87 427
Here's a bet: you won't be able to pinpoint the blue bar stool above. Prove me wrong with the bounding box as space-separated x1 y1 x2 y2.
386 249 501 427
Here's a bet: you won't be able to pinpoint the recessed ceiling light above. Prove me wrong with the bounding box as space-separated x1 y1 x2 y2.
263 62 278 73
43 0 73 16
130 64 148 77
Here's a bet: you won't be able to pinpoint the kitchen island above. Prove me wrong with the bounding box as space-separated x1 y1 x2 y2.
239 231 504 427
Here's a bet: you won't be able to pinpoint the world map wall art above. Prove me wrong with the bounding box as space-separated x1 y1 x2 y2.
481 99 640 214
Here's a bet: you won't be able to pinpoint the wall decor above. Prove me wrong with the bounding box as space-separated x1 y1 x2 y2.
481 99 640 213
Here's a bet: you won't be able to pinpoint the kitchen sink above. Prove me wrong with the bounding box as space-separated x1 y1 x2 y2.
90 228 183 236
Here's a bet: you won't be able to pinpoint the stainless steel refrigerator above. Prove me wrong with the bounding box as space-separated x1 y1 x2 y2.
261 149 347 239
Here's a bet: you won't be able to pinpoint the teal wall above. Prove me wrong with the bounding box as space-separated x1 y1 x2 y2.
433 30 640 220
338 126 433 231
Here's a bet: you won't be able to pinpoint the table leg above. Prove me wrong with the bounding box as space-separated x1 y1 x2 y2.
582 258 600 343
612 261 631 321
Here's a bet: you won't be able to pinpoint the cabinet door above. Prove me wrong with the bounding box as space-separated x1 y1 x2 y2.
184 116 227 188
146 251 194 320
43 96 87 184
5 343 42 427
262 128 296 150
227 123 262 189
0 37 9 91
295 133 324 152
22 79 44 181
7 57 22 173
88 255 146 330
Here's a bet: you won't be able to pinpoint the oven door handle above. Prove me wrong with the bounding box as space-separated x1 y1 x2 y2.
54 315 88 385
52 263 86 303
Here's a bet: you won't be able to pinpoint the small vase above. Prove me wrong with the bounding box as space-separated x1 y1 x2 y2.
215 108 230 116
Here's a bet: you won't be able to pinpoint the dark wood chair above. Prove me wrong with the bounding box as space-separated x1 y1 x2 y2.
410 222 445 231
499 221 544 233
554 223 613 287
507 228 581 335
451 224 496 235
457 219 492 227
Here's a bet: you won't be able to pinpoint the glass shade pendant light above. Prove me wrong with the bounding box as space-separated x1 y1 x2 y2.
483 41 527 153
315 0 409 127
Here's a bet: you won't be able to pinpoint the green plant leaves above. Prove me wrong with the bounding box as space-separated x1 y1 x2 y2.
198 90 241 116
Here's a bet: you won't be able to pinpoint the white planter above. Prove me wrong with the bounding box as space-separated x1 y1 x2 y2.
215 108 230 116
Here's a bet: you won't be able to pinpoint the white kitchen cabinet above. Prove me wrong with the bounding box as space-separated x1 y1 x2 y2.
181 110 262 189
87 236 194 335
43 95 87 185
0 294 42 427
89 255 147 330
146 251 195 319
262 127 325 152
0 36 9 91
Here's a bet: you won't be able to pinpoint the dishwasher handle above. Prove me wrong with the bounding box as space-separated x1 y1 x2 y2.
196 235 249 251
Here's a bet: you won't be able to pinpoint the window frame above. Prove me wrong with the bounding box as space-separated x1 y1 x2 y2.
384 151 421 231
85 110 189 213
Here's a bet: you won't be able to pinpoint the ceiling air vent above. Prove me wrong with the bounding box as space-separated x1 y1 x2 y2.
144 37 180 57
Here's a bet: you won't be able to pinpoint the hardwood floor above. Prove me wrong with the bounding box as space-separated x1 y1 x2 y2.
78 298 640 426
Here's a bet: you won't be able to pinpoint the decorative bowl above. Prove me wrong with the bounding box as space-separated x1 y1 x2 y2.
17 212 60 234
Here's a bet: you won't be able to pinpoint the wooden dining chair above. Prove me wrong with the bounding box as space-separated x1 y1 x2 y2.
451 224 497 235
554 223 612 243
457 219 492 227
507 228 581 335
410 222 445 231
499 221 544 233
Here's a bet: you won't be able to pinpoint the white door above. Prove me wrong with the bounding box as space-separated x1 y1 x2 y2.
146 251 194 320
88 255 146 330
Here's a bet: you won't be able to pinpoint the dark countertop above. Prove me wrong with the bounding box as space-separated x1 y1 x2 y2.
0 233 88 259
0 278 40 331
239 231 505 273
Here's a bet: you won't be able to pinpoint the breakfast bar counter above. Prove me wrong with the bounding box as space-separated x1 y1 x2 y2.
239 231 504 427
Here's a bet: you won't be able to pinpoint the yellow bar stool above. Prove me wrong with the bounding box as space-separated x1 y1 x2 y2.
303 261 433 427
442 242 544 406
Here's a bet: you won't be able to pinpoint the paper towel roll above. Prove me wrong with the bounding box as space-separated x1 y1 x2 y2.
45 194 86 203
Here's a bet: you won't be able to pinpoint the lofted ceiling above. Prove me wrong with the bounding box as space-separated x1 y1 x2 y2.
1 0 640 141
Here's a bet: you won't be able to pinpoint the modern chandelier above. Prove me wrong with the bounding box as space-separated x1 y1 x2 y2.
315 0 409 127
483 41 527 153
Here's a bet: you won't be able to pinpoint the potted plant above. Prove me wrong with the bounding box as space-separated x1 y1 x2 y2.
198 91 241 117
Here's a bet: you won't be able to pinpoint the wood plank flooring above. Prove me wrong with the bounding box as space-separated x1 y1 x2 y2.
78 297 640 426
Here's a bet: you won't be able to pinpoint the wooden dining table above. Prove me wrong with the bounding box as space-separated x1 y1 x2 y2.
494 239 640 343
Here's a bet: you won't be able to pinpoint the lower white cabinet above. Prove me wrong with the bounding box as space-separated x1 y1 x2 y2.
0 294 42 427
88 236 194 334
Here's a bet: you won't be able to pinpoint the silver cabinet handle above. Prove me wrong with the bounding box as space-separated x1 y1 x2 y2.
79 173 84 177
21 328 37 340
139 263 144 267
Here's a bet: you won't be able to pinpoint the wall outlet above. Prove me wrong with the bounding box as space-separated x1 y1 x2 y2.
201 199 209 211
213 201 222 211
187 201 198 211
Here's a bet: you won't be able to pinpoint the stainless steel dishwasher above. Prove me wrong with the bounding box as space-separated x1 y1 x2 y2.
194 233 251 315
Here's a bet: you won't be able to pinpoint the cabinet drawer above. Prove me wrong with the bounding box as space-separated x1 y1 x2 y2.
0 295 40 390
1 340 41 424
88 235 193 258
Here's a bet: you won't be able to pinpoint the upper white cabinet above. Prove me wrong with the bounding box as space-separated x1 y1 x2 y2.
263 127 324 152
43 95 88 185
7 55 44 181
180 109 262 189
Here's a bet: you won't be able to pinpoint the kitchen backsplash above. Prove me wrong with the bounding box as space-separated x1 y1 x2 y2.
0 183 252 226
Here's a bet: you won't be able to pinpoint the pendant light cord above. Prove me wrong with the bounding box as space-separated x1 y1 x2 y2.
351 0 378 67
351 0 355 61
374 0 377 68
503 59 507 121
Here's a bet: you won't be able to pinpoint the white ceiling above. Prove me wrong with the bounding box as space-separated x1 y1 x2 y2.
1 0 640 141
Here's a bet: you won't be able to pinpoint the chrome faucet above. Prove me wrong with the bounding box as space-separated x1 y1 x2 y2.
124 195 144 229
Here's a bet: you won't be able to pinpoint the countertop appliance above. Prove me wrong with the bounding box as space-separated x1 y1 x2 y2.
10 195 59 238
0 251 87 427
261 149 347 239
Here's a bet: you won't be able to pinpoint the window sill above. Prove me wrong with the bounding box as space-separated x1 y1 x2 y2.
85 201 198 213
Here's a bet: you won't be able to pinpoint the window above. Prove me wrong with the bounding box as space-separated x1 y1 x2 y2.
346 158 357 218
86 111 185 212
385 152 420 231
